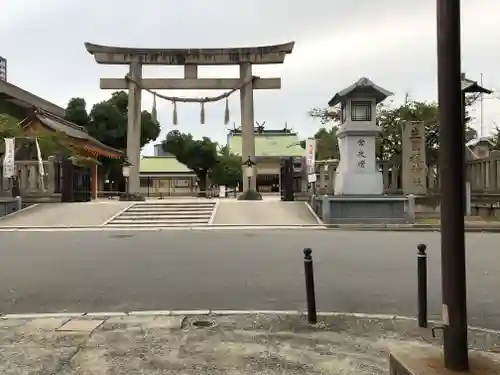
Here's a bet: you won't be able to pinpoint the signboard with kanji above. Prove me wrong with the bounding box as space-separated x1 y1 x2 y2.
0 56 6 82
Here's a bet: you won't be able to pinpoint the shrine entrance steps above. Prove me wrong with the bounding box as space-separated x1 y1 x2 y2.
105 201 216 227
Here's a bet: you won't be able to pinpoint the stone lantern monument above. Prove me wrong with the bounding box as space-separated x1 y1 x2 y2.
321 77 411 223
329 77 392 195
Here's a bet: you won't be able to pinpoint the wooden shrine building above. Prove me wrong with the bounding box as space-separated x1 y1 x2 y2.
18 108 122 199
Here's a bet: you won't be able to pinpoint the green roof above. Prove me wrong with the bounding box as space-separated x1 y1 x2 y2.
140 156 193 173
228 134 305 157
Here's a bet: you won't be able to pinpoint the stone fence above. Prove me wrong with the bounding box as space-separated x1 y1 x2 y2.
311 154 500 219
314 153 500 196
0 156 61 203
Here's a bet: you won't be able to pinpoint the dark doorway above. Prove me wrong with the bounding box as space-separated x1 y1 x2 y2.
257 174 279 192
59 160 91 202
280 157 294 201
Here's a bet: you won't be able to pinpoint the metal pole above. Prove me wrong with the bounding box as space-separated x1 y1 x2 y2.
437 0 469 370
417 244 428 328
303 248 317 324
461 89 467 217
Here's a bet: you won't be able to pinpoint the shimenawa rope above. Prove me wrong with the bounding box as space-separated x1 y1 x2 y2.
125 74 257 125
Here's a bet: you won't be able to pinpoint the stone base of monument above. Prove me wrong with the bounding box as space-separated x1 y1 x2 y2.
389 342 500 375
321 195 412 224
237 190 263 201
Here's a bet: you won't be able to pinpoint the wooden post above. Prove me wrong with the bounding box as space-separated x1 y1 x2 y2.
47 156 56 193
91 164 98 200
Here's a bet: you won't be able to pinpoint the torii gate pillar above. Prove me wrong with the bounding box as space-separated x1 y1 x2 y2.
126 61 142 193
84 42 295 197
240 62 256 191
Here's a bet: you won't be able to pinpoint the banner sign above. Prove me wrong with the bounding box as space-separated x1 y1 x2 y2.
3 137 15 178
305 138 316 183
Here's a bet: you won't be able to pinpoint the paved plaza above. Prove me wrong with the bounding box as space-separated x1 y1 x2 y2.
1 312 499 375
0 198 323 228
212 200 322 225
0 201 132 227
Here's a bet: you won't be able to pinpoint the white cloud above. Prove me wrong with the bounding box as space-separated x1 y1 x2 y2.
1 0 499 155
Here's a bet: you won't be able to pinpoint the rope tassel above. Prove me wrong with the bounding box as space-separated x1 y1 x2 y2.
172 101 178 125
200 102 205 124
224 98 230 125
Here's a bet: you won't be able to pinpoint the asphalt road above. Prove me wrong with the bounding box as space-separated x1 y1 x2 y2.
0 229 499 329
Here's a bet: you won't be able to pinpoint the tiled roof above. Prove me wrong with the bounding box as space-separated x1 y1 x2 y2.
26 108 122 157
228 133 305 157
328 77 393 106
140 156 194 173
0 80 66 117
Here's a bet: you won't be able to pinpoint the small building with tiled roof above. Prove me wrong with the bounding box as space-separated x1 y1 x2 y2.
227 126 305 192
20 108 122 160
139 156 197 197
16 108 123 200
1 75 124 200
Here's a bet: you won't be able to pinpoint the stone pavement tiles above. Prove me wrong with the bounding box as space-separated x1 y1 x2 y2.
1 313 499 374
0 202 131 227
212 201 321 225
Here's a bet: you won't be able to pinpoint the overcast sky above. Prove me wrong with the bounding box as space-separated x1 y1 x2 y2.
1 0 499 155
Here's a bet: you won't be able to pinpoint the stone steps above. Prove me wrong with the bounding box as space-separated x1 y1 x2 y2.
106 201 216 227
126 207 214 212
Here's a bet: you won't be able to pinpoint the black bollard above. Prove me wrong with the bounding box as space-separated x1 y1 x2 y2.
417 243 428 328
303 248 317 324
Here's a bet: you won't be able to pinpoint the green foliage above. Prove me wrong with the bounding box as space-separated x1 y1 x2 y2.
68 92 160 151
65 91 161 181
307 107 340 124
162 130 218 194
308 99 478 165
211 145 242 188
0 114 75 159
0 114 23 138
65 98 90 127
488 127 500 151
299 120 340 160
314 127 339 160
163 131 243 192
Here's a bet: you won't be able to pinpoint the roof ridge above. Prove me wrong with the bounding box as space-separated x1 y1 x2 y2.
34 107 89 134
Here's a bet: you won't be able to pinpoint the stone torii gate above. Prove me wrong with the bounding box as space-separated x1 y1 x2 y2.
84 42 294 196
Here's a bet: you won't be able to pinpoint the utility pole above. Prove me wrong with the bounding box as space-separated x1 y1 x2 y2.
437 0 469 371
480 73 484 137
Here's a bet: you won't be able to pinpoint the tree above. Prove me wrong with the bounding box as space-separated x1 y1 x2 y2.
162 130 218 195
488 127 500 151
0 114 76 160
210 145 242 188
65 91 161 185
300 108 341 160
67 92 160 151
0 114 22 138
308 99 478 165
65 98 89 127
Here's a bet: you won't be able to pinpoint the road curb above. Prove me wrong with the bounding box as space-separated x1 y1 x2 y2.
1 309 498 334
1 224 500 232
0 203 40 221
324 225 500 232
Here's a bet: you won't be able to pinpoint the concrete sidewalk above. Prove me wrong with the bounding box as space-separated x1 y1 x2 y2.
2 312 499 374
0 201 132 227
212 201 322 225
